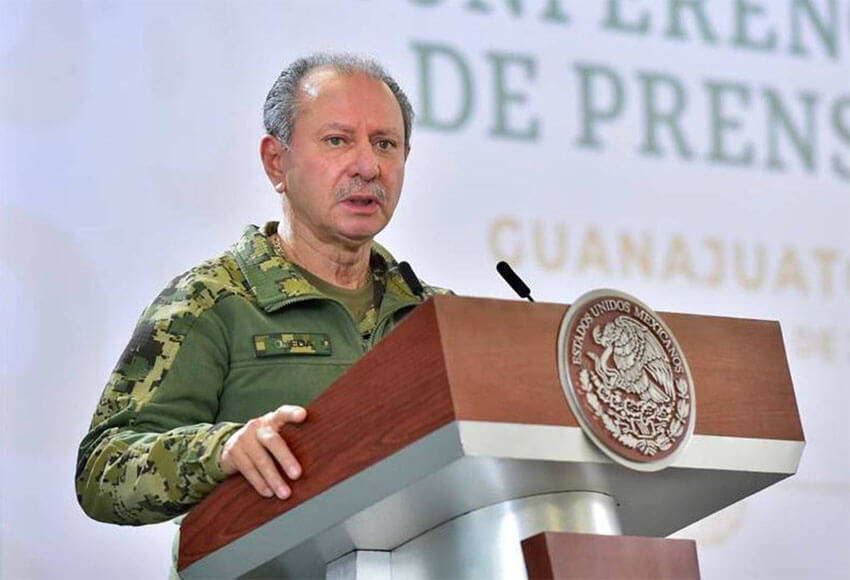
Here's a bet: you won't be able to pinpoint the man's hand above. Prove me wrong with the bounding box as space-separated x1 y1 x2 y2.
219 405 307 499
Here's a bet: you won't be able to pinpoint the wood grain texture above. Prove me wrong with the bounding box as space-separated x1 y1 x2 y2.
436 297 576 427
179 295 803 570
178 300 455 570
522 532 700 579
435 296 803 441
664 312 803 440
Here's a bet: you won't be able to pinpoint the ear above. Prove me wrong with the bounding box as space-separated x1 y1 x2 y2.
260 135 288 193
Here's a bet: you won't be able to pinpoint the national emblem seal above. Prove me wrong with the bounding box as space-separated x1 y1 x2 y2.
557 289 696 471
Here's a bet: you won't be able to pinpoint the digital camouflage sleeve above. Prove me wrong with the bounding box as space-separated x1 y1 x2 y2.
75 256 250 525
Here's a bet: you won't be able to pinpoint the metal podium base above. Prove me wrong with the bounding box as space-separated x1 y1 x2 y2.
326 491 621 580
187 421 798 579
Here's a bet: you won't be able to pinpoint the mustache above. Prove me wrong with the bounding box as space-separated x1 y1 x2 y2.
334 178 388 203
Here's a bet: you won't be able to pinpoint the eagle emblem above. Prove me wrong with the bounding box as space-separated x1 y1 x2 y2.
558 290 696 471
588 316 674 405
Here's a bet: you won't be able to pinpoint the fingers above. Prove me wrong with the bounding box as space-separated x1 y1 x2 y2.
229 446 277 499
220 405 308 500
244 429 292 499
257 425 302 481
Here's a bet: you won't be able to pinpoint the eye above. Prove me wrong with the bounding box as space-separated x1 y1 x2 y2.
375 139 396 151
325 136 345 147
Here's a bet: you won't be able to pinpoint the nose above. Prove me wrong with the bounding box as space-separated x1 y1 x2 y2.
350 141 380 181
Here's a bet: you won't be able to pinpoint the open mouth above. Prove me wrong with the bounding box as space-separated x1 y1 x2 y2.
342 195 381 209
347 198 376 206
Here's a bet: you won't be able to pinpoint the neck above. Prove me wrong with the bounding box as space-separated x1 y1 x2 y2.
275 222 372 290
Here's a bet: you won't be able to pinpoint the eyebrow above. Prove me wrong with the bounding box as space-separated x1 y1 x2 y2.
318 122 403 141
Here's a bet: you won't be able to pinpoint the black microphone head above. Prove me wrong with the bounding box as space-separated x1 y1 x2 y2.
496 261 531 299
398 261 425 298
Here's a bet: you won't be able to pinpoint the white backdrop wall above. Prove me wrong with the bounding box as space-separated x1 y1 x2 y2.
2 1 848 578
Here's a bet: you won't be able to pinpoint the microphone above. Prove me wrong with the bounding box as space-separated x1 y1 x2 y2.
398 261 425 299
496 261 535 302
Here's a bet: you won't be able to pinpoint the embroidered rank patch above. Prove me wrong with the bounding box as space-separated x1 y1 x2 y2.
253 333 332 357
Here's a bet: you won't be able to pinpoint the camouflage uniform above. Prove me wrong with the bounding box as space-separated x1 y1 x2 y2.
76 222 447 525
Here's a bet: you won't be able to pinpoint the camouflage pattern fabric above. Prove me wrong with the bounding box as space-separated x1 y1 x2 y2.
76 223 449 525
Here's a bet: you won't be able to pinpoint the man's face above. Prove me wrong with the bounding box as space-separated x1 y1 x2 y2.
279 68 407 247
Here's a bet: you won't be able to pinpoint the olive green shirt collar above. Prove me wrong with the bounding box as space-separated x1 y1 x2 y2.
232 222 419 313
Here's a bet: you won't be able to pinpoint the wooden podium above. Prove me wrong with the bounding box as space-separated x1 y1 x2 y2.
177 296 803 579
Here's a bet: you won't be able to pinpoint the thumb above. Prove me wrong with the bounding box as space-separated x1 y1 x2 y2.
270 405 307 428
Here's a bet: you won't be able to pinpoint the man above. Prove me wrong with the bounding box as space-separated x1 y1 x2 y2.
76 54 446 527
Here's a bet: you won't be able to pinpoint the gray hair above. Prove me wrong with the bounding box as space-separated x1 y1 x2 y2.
263 53 414 151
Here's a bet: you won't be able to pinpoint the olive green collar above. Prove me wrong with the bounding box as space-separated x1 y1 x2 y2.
232 223 421 313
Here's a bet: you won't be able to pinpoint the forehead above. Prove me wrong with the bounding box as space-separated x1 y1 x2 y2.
294 67 403 131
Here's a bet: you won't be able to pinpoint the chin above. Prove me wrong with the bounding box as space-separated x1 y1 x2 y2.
342 231 381 245
336 221 388 244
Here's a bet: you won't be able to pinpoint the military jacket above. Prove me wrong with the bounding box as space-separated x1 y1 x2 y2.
76 223 447 525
